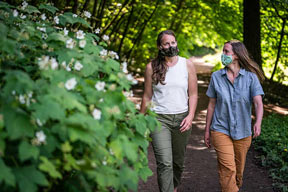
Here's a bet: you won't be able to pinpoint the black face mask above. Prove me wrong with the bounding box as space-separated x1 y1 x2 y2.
159 46 179 57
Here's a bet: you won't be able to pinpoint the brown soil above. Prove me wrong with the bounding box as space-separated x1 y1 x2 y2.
134 57 287 192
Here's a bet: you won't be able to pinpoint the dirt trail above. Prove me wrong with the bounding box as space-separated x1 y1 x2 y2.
135 57 274 192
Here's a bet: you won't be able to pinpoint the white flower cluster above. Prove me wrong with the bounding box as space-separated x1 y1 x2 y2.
122 61 128 73
99 49 108 57
95 81 105 91
66 38 76 49
92 108 101 120
135 103 140 110
79 39 86 48
63 27 69 36
74 61 83 71
15 91 34 106
123 90 134 97
20 13 26 19
61 61 71 71
37 26 46 33
95 28 100 34
76 30 85 39
84 11 91 18
126 74 138 85
99 49 119 60
38 56 58 70
36 118 43 126
102 35 109 41
40 13 46 21
108 51 119 60
61 59 84 72
65 77 77 90
21 1 28 10
13 10 19 17
73 14 78 18
54 16 59 24
32 131 46 146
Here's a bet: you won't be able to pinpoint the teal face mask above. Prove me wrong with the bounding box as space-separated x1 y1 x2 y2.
221 53 233 66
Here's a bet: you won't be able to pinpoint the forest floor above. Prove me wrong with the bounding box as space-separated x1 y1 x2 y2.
131 57 288 192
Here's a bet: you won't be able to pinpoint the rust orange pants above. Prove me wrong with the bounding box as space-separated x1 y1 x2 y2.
211 131 252 192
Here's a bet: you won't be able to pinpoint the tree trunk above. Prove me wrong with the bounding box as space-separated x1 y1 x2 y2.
101 0 130 35
81 0 90 12
126 2 159 61
118 0 135 55
270 19 286 81
72 0 78 14
243 0 262 68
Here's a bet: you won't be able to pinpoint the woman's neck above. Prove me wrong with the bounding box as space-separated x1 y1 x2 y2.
227 62 240 78
165 56 178 67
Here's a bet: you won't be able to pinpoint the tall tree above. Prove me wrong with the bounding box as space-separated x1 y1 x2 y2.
243 0 262 68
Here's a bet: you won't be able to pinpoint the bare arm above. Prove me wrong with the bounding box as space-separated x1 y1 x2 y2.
180 58 198 132
204 98 216 148
139 62 153 114
253 95 263 138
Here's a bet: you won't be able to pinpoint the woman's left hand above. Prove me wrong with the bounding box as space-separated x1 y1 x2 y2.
253 122 261 138
180 115 194 132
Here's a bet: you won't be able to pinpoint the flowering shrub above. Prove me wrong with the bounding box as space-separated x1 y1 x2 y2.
0 1 159 192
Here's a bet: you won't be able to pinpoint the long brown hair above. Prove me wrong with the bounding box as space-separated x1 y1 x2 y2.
152 30 176 85
226 40 265 82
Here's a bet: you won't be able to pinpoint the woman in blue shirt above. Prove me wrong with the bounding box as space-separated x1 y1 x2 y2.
204 40 265 192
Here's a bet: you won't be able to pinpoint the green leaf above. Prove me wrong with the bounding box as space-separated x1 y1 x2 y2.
63 154 79 171
3 105 34 140
31 96 66 122
0 158 15 186
39 156 62 179
87 166 119 189
3 71 35 96
14 165 49 192
109 139 123 160
59 12 75 25
18 141 39 162
39 4 59 14
119 165 138 191
25 5 40 14
61 141 72 153
138 166 153 181
123 138 138 162
46 32 66 42
0 133 6 156
68 127 96 145
0 1 13 9
81 55 101 77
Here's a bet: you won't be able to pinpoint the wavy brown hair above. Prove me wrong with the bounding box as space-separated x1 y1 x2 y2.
151 30 176 85
226 40 265 82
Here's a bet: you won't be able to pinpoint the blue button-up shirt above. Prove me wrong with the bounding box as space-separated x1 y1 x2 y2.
206 68 264 140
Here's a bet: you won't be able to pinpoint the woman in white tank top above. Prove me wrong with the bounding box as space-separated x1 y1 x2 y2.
140 30 198 192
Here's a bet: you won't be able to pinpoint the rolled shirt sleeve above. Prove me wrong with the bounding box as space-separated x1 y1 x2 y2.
250 73 264 98
206 74 216 98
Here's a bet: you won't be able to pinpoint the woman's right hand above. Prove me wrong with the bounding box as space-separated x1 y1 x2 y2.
204 131 211 148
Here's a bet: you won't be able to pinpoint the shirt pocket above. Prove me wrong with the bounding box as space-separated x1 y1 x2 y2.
236 89 250 104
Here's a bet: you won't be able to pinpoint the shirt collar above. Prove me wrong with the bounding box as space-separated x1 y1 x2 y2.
221 68 246 76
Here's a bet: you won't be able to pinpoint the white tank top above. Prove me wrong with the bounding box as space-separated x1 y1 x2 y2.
151 56 188 114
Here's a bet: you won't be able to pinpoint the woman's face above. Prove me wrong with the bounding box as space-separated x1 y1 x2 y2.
223 43 234 56
159 34 177 49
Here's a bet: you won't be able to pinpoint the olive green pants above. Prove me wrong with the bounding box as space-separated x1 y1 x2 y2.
151 112 191 192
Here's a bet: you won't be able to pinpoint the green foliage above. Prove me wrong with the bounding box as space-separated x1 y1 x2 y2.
253 114 288 191
0 1 159 191
261 0 288 83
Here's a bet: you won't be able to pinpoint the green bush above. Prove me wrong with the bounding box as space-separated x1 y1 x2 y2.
0 1 159 192
253 114 288 191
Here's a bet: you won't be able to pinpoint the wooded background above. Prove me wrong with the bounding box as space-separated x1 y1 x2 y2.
5 0 288 83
